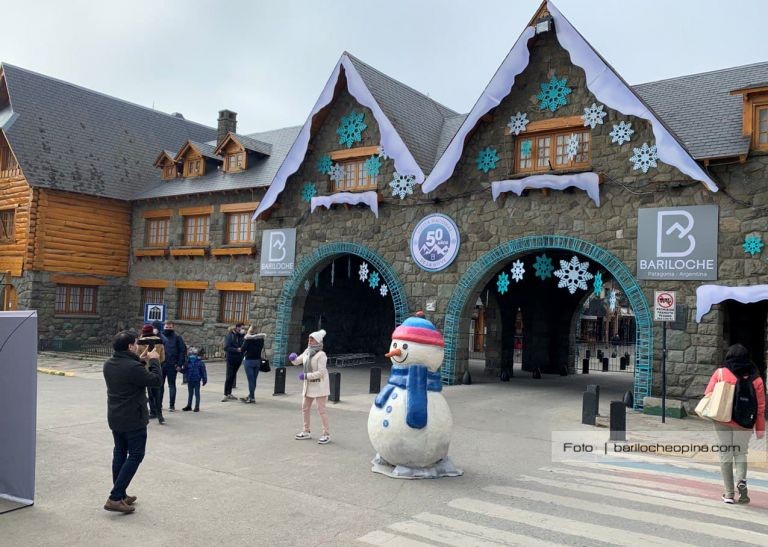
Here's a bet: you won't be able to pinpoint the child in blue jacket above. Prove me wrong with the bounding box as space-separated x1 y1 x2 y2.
182 347 207 412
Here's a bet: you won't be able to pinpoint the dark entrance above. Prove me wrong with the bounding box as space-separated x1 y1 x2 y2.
724 300 768 378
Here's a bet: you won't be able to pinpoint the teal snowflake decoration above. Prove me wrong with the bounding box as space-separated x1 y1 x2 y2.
300 182 317 202
337 111 367 148
368 271 380 289
593 271 603 296
743 235 764 257
365 155 382 177
316 155 333 174
497 272 510 295
520 139 532 157
537 75 572 112
476 147 499 173
533 254 554 280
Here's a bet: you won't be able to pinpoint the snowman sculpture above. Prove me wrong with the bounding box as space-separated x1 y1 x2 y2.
367 312 463 479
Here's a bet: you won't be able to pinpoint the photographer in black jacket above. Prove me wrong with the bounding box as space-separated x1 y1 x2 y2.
102 330 162 513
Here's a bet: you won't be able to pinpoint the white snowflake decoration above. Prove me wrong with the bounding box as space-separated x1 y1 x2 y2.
609 289 617 313
358 262 369 282
566 134 580 160
389 172 416 200
554 256 594 294
380 284 389 297
328 163 344 183
581 103 607 129
629 142 659 173
506 112 529 135
510 260 525 282
609 121 634 145
378 145 389 160
304 280 310 292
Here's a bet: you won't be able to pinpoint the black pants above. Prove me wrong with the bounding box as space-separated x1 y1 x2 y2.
110 427 147 501
224 358 243 395
147 386 163 419
162 365 178 408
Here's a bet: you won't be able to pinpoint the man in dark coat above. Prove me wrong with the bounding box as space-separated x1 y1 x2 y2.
160 320 186 412
103 330 163 513
222 323 245 401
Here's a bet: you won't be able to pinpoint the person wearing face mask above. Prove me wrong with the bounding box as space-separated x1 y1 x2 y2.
102 330 162 513
222 322 245 402
289 330 331 444
160 321 187 412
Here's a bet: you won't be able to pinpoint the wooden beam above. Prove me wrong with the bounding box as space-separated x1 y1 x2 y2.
50 274 107 286
329 145 380 161
505 115 584 135
170 248 206 257
143 208 174 218
179 205 213 216
214 281 255 291
220 202 260 213
174 280 209 290
135 249 168 257
211 247 255 257
136 279 170 289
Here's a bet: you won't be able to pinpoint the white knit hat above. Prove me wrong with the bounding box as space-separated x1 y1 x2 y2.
309 329 326 344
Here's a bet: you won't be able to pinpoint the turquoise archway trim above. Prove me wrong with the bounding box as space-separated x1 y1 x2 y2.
444 235 652 410
272 242 409 368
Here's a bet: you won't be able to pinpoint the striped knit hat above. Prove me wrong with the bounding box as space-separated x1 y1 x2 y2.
391 312 444 347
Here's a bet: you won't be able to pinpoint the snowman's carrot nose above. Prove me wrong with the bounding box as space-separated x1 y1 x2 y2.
385 348 402 358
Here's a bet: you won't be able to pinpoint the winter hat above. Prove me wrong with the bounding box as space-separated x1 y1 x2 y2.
141 324 154 336
188 346 199 356
309 329 326 344
391 312 444 347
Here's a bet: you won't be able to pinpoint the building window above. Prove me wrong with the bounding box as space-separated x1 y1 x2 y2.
331 158 377 192
178 289 204 321
516 129 591 174
145 218 169 247
163 164 177 180
0 138 20 177
185 158 202 177
140 288 164 312
219 291 249 324
183 215 209 246
0 209 14 243
55 285 97 315
226 152 245 172
756 105 768 149
225 212 254 244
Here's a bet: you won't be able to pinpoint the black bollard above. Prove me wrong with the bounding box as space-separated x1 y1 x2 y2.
602 357 609 372
462 368 472 385
619 356 627 370
369 367 382 394
582 358 590 374
532 367 542 379
329 371 341 403
587 384 600 415
500 369 511 382
623 390 634 408
610 401 626 441
273 367 286 395
582 391 598 425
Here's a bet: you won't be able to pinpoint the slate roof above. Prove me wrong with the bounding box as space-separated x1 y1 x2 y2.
0 63 217 201
132 126 301 200
233 134 272 156
632 61 768 159
185 141 221 161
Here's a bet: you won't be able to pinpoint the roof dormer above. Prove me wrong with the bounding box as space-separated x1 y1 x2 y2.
213 132 272 173
731 83 768 153
153 150 179 180
174 141 222 178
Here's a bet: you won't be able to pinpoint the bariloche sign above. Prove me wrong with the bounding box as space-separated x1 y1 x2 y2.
260 228 296 277
637 205 718 280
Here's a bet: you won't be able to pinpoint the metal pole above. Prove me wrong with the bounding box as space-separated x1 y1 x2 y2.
661 321 667 424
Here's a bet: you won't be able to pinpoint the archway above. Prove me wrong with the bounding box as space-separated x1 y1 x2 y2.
272 242 409 368
444 235 652 409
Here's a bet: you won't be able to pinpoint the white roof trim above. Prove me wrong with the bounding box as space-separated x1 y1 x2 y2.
696 284 768 322
254 54 423 219
422 1 717 194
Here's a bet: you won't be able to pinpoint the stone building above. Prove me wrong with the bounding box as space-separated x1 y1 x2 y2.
2 2 768 407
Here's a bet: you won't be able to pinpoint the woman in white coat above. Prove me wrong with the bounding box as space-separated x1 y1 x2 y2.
289 330 331 444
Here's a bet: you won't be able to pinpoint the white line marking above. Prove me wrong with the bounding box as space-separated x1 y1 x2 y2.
357 529 436 546
414 513 568 547
389 520 505 547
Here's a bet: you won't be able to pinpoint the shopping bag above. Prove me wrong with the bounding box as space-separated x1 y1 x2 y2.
696 368 734 422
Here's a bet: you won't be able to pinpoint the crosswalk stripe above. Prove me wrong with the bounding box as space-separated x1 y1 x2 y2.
357 529 436 546
486 485 768 544
518 474 766 524
539 466 712 497
413 512 568 547
448 497 696 547
389 520 505 547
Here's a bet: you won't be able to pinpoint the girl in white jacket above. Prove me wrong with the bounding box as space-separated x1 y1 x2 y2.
289 330 331 444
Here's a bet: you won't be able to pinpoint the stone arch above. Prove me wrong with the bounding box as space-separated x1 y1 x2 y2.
272 242 409 368
443 235 652 409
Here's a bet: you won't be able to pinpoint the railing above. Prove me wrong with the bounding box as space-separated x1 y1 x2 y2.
574 342 636 373
39 339 224 361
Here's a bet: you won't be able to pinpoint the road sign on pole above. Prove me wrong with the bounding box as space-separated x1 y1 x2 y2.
654 291 676 322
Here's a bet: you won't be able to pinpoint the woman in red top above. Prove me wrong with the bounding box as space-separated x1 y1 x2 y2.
704 344 766 504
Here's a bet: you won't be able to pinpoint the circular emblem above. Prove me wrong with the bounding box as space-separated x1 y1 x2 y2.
410 214 460 272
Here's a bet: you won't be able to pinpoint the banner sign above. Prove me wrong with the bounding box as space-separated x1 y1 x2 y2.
410 214 461 272
637 205 718 280
260 228 296 277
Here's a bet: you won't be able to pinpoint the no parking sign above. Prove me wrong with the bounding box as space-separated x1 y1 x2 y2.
654 291 676 322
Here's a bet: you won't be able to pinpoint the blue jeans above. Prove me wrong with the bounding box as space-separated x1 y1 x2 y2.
187 380 201 409
110 427 147 501
244 359 260 399
162 365 178 408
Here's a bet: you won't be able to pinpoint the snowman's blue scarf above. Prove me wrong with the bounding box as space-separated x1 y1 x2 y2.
374 365 442 429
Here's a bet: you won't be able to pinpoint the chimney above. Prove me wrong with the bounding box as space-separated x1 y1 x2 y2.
217 109 237 146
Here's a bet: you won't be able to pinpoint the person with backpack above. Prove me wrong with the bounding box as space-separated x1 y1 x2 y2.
160 321 187 412
704 344 765 504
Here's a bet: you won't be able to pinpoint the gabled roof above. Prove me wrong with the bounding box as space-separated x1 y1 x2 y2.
213 132 272 157
153 150 177 168
175 140 220 162
0 63 217 201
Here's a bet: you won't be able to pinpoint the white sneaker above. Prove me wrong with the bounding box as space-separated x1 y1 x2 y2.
295 431 311 440
318 435 331 445
722 494 735 504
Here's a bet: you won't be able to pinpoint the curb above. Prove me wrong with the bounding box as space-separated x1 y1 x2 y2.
37 368 74 377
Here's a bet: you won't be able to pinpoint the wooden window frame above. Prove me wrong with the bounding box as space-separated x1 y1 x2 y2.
219 290 249 324
225 152 246 172
140 287 164 312
755 103 768 151
183 157 203 178
178 289 204 321
162 163 177 180
145 217 170 247
183 214 210 246
55 285 98 315
0 136 20 178
225 211 254 244
515 128 592 174
0 208 14 243
331 157 378 193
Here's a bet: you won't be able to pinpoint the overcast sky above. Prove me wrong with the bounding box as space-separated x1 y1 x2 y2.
1 0 766 134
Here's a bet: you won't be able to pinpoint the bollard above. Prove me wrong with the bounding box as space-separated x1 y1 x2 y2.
587 384 600 415
623 390 634 408
462 368 472 385
532 367 542 379
582 358 589 374
582 391 598 425
610 401 626 441
369 367 382 393
619 356 627 370
273 367 286 395
602 357 609 372
329 371 341 403
500 369 511 382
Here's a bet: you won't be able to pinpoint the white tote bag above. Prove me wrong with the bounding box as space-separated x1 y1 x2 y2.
696 368 734 422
